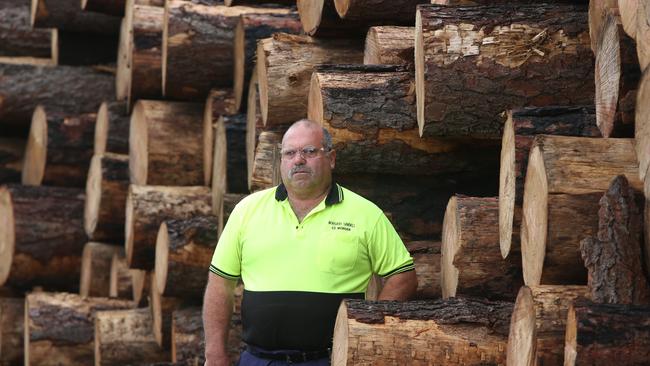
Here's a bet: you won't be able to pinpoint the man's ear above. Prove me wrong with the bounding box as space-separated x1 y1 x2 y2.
328 149 336 169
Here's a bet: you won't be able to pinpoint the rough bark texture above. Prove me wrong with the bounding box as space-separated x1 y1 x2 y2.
109 252 133 299
0 297 24 366
125 185 212 269
441 195 522 301
129 4 164 108
334 0 428 24
95 308 169 366
25 292 134 366
564 300 650 366
309 65 501 175
0 138 25 184
580 175 650 305
364 26 414 66
257 33 364 126
296 0 368 37
95 101 129 155
416 4 594 138
0 63 114 133
82 0 126 16
212 114 248 213
0 0 56 62
31 0 120 34
80 242 124 298
332 298 512 366
249 129 282 192
0 185 86 291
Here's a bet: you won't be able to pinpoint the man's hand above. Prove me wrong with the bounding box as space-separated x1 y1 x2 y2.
377 270 417 300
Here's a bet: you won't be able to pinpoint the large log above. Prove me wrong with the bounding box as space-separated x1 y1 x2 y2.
0 63 114 133
84 153 130 242
564 300 650 366
0 138 25 184
128 4 164 108
25 292 134 366
233 11 301 111
125 185 212 269
580 175 650 305
441 195 522 301
257 33 364 126
109 252 133 299
129 100 208 186
150 275 183 349
163 1 295 100
506 285 589 366
80 242 124 298
415 4 594 138
296 0 368 37
0 185 86 291
154 215 219 298
212 114 248 213
364 26 414 66
0 0 57 64
249 130 282 192
332 298 512 366
95 101 129 155
308 65 500 175
334 0 429 24
499 106 600 258
94 308 169 366
521 136 641 286
30 0 120 34
0 297 24 366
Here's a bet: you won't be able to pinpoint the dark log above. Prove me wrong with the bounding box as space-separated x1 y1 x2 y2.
31 0 120 34
0 0 57 63
95 101 129 155
212 114 248 214
56 31 118 66
80 242 124 298
364 26 414 66
128 4 164 108
0 297 24 366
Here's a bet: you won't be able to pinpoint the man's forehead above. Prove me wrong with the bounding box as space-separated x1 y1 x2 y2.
282 125 322 146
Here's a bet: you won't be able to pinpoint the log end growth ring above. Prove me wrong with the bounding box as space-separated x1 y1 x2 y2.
441 196 460 299
22 106 47 186
154 222 169 297
0 187 15 286
595 12 621 138
129 102 148 185
414 10 425 137
506 286 536 366
499 111 516 258
331 301 349 366
521 145 548 286
84 155 102 238
296 0 324 36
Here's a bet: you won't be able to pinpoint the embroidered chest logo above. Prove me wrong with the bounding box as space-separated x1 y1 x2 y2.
328 220 355 232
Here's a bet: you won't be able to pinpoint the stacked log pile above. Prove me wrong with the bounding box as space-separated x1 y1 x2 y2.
2 0 650 365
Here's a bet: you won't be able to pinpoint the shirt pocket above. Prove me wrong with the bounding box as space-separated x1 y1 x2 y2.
316 232 360 274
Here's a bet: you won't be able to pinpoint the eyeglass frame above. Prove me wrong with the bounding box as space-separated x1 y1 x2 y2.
277 145 332 160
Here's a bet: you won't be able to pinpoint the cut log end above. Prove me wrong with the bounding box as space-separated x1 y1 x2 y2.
22 106 47 186
233 20 246 112
246 71 259 191
595 12 622 138
211 118 227 214
154 222 169 296
110 252 131 298
506 286 536 366
84 155 102 237
333 0 350 19
150 276 163 347
0 187 15 285
29 0 38 27
203 103 214 187
637 69 650 181
95 102 110 155
564 303 578 366
414 10 425 137
331 302 349 366
131 269 147 305
296 0 325 35
440 196 459 299
307 73 324 125
256 42 269 126
125 186 136 267
499 111 516 258
80 242 94 297
129 102 148 185
116 18 132 101
619 0 639 39
521 145 548 286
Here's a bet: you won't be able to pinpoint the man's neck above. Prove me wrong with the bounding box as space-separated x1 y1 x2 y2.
287 184 331 222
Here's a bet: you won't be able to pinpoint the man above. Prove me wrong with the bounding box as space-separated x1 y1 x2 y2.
203 119 417 366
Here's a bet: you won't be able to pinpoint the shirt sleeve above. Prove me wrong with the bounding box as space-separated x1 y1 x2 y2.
367 212 414 277
209 202 244 281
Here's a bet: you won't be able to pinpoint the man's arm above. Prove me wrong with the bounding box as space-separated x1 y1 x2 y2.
377 270 417 300
203 273 237 366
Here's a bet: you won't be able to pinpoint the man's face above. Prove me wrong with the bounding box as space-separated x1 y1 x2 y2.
280 125 335 194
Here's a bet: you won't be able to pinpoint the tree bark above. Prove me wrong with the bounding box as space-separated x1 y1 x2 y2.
109 252 133 299
25 292 134 366
150 276 183 349
580 175 650 305
296 0 368 37
499 106 600 258
506 285 589 366
0 184 86 291
249 130 282 192
441 195 522 301
521 135 641 286
334 0 429 24
332 298 512 366
565 300 650 366
233 10 301 111
415 4 594 138
84 153 130 242
0 138 25 184
80 242 124 298
364 26 414 66
0 297 24 366
0 63 114 133
309 65 500 175
31 0 120 34
129 100 207 186
129 4 164 109
95 101 129 155
212 114 248 214
0 0 56 63
257 33 363 126
155 215 219 298
95 308 169 366
81 0 126 16
125 185 212 269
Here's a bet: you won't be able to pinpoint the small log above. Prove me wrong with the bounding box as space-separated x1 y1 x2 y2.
499 106 600 258
218 193 246 234
0 297 24 366
125 185 212 269
155 215 219 298
80 242 124 298
415 4 594 138
249 130 282 192
109 252 133 299
150 275 183 349
212 114 248 213
334 0 429 24
82 0 126 16
203 89 238 186
163 1 296 100
506 285 589 366
131 269 151 306
95 101 129 155
0 138 25 184
308 65 500 175
580 175 650 305
564 300 650 366
115 18 131 102
364 26 414 66
129 100 207 186
332 298 512 366
31 0 120 34
84 153 130 242
95 308 169 366
257 33 364 126
0 0 57 63
25 292 134 366
233 11 301 111
128 4 164 108
441 195 522 301
296 0 367 37
521 135 641 286
0 185 86 291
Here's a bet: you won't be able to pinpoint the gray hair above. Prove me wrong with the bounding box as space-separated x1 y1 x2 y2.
286 119 333 151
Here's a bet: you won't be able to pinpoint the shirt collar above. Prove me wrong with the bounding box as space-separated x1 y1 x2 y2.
275 182 343 206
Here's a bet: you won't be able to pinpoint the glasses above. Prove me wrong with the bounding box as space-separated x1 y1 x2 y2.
280 146 329 160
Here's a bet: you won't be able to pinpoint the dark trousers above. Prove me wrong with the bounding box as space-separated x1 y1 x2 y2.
237 348 330 366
